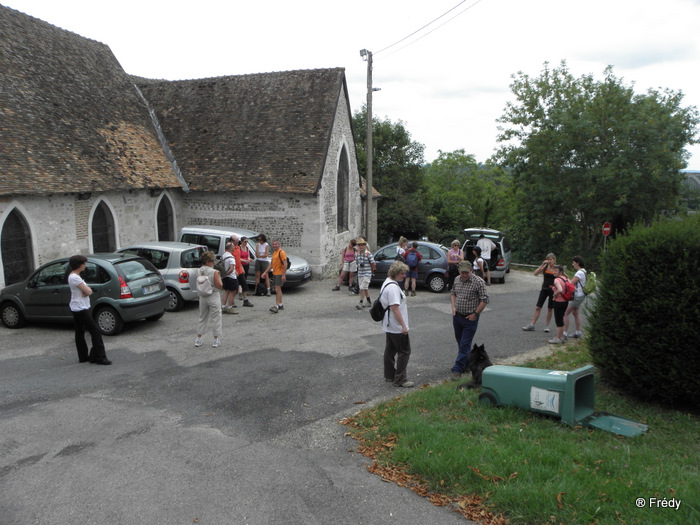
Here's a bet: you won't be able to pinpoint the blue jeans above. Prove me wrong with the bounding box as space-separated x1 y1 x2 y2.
452 314 479 374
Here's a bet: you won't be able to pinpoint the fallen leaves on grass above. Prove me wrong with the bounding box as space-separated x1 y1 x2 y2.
342 416 508 525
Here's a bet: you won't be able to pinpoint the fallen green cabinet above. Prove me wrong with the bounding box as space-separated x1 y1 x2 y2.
478 365 648 437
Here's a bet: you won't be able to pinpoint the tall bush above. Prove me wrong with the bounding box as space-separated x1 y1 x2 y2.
587 214 700 407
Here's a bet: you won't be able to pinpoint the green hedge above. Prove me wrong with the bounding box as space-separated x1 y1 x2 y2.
587 214 700 407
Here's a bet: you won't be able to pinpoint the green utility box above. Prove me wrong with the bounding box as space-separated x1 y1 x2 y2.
479 365 648 437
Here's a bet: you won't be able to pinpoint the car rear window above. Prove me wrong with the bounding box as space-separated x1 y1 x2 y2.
181 248 205 268
115 259 159 283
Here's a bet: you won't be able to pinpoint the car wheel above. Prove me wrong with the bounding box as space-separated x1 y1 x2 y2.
146 311 165 322
166 287 184 312
427 273 446 293
1 301 26 329
94 306 124 336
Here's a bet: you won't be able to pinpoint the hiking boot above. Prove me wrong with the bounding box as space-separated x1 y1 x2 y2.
332 285 340 291
355 303 363 310
194 338 203 348
543 327 550 333
277 305 284 311
212 338 220 348
572 331 582 339
548 337 563 345
270 305 279 313
410 291 416 297
394 381 415 388
243 300 254 307
522 324 535 331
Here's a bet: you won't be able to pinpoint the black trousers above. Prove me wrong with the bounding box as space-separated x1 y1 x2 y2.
72 309 106 362
383 332 411 385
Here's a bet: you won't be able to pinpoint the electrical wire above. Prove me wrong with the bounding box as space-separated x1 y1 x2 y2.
374 0 485 60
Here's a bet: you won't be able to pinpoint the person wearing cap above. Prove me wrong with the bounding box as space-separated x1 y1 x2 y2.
353 237 376 309
450 260 489 379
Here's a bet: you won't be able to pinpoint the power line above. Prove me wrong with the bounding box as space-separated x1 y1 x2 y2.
374 0 485 60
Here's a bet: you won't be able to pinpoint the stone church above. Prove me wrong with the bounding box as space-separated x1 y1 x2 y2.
0 5 374 288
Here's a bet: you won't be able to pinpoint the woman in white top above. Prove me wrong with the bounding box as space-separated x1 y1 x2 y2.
254 233 271 295
68 255 110 365
396 236 408 260
564 255 587 339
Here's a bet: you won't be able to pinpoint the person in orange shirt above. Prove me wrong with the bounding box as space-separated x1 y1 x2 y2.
261 240 287 313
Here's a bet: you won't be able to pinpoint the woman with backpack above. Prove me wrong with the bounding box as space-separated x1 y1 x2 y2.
549 265 571 345
195 251 223 348
563 255 587 339
402 241 422 296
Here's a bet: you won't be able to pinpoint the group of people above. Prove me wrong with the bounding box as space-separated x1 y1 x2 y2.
194 234 290 348
522 253 588 344
378 257 490 388
446 234 496 287
67 237 589 391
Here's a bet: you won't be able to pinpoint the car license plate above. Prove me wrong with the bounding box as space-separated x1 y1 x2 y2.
143 284 159 295
304 272 311 279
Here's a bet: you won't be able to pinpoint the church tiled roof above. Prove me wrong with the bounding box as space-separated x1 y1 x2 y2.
135 68 347 194
0 5 182 196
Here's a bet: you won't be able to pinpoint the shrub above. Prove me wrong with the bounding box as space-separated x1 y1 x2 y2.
587 214 700 407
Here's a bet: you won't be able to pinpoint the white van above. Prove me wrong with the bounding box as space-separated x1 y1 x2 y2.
178 226 311 287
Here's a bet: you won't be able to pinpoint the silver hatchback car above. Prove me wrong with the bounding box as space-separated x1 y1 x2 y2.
118 242 207 311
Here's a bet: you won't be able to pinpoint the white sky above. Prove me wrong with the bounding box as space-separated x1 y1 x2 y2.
6 0 700 169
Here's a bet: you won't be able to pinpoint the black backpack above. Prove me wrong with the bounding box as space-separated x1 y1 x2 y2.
369 282 400 322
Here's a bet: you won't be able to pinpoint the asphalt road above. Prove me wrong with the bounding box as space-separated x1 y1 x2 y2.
0 269 588 524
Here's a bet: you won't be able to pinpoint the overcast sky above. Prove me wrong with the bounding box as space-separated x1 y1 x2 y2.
6 0 700 169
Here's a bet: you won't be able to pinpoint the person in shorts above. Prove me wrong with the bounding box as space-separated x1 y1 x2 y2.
261 240 287 313
402 241 422 296
354 237 376 309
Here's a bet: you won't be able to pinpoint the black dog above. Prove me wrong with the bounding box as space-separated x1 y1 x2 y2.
457 343 493 390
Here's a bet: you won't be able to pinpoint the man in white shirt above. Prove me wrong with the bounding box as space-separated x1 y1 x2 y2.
476 234 497 285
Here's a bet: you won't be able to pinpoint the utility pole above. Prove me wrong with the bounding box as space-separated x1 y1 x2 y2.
360 49 378 248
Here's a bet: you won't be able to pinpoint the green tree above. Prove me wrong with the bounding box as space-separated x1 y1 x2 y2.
423 149 515 236
352 108 427 243
496 61 699 261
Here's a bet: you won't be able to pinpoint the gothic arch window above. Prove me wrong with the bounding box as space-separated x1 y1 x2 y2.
91 200 116 252
156 194 175 241
336 146 350 232
1 208 34 285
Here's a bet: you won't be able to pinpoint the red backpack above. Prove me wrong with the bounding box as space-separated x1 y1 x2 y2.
560 278 576 301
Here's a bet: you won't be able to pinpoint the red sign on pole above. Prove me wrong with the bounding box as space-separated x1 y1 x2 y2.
602 222 612 237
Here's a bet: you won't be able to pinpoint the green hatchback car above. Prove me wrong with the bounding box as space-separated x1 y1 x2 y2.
0 253 170 335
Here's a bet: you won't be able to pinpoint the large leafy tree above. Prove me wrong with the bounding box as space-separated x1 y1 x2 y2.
424 149 514 236
352 108 427 243
496 61 699 259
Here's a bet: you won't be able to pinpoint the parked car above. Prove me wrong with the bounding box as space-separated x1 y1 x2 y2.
371 241 449 292
179 226 312 287
118 242 207 311
0 253 170 335
461 228 512 283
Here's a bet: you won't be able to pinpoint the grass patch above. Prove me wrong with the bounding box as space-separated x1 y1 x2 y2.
342 342 699 524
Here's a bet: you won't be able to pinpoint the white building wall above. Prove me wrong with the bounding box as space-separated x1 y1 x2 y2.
0 190 184 287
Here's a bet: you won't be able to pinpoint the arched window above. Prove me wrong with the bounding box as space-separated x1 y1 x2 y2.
336 146 349 232
1 209 34 285
92 201 116 252
157 195 175 241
